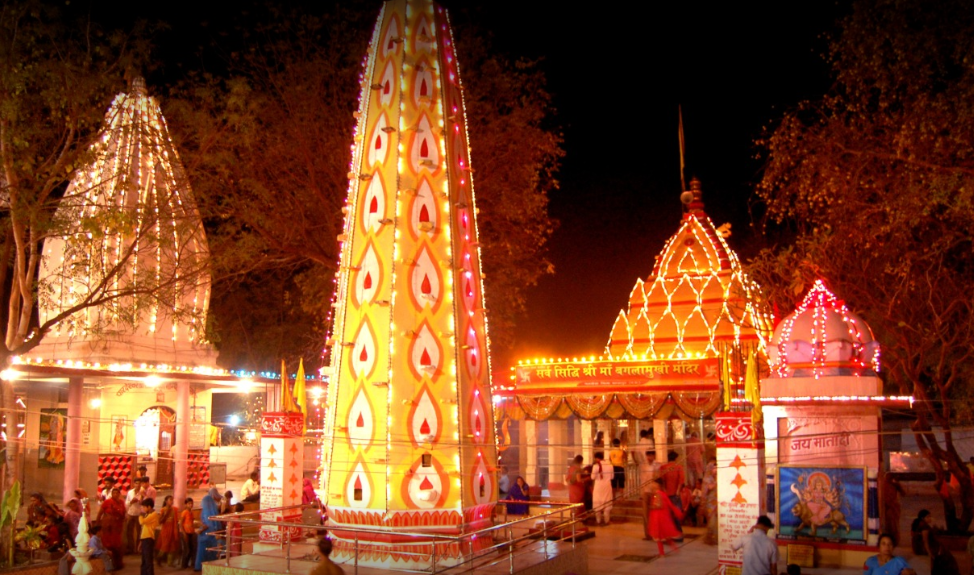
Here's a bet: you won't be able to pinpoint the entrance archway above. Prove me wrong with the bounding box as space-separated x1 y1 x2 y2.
135 406 176 486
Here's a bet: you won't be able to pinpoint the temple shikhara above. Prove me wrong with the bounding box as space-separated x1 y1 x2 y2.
498 178 774 472
10 77 252 509
319 0 497 567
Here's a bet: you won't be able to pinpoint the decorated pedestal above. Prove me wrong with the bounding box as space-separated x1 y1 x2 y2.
259 412 304 544
319 0 498 569
716 412 766 575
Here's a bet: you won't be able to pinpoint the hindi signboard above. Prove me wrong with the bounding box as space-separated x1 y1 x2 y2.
715 412 766 575
513 358 720 394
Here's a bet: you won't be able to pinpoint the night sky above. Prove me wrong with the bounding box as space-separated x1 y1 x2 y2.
89 0 848 367
457 2 848 362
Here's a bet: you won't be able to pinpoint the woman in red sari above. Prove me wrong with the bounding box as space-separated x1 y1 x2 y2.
155 495 181 566
97 487 126 570
647 480 683 556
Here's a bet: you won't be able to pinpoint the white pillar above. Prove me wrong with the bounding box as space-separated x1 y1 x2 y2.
173 381 190 508
572 418 583 457
653 419 668 461
580 420 594 464
548 419 568 486
524 419 538 487
64 377 83 502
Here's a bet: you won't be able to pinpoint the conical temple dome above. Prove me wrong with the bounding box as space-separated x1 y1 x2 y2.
319 0 496 568
34 77 214 367
768 279 880 378
606 179 773 359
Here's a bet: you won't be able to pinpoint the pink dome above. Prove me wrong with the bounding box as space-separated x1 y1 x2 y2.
768 280 880 378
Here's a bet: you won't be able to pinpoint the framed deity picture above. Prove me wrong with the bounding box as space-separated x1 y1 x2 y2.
777 465 867 544
111 415 129 452
38 408 67 468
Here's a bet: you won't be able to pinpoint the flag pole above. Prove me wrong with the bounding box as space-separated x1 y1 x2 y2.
678 105 687 192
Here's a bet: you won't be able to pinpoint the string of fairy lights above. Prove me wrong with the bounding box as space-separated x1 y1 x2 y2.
770 279 882 379
605 195 774 363
39 77 209 351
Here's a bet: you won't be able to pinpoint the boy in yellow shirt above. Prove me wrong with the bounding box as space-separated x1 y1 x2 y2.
139 498 161 575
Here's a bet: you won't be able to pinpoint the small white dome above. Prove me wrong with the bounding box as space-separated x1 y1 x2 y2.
768 280 880 377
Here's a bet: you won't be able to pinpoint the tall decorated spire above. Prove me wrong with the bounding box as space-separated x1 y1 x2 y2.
35 76 213 367
320 0 496 567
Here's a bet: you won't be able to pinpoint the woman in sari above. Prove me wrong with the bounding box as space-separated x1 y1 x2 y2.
155 495 180 567
507 476 530 515
97 488 126 570
195 489 223 571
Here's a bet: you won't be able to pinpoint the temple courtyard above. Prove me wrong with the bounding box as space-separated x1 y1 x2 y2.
90 477 958 575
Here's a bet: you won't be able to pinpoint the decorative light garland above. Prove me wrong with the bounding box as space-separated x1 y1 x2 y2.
601 182 774 361
38 77 210 355
771 279 881 379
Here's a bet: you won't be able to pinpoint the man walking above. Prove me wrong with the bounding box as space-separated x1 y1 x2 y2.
730 515 779 575
591 452 614 526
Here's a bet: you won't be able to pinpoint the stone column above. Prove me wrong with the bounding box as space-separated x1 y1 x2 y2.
580 420 594 465
523 419 538 487
64 377 83 501
259 412 304 545
173 380 190 507
572 418 583 457
547 419 568 487
653 419 668 461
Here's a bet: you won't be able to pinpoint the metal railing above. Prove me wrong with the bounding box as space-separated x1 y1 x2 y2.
205 501 586 574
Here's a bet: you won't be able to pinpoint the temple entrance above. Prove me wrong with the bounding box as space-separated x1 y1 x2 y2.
134 406 176 486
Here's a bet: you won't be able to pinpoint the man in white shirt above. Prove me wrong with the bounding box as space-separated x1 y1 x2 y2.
241 471 261 503
730 515 779 575
591 452 614 526
632 429 655 466
124 481 146 554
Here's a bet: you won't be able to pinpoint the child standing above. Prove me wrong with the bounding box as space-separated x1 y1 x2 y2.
138 498 160 575
180 498 198 569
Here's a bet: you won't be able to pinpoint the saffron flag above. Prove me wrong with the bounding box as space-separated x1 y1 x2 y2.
744 349 763 429
294 359 307 434
281 360 299 413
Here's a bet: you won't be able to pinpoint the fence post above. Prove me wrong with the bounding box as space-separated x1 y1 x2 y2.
542 519 548 560
508 527 514 574
285 523 291 574
571 507 576 549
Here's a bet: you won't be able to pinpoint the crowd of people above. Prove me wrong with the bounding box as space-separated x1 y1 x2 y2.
20 471 213 574
494 429 720 558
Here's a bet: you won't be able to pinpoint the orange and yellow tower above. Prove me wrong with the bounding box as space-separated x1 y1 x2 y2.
320 0 497 567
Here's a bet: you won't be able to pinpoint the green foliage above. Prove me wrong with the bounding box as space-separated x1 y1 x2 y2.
0 479 19 529
753 0 974 531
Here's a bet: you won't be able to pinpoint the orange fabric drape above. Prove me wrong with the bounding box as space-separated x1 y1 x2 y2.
564 394 613 419
616 392 670 419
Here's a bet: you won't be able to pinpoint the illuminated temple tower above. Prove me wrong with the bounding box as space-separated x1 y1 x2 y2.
320 0 497 567
607 178 773 360
36 76 213 366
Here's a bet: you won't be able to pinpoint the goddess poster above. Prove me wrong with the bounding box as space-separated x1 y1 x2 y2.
777 465 867 543
38 408 67 469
